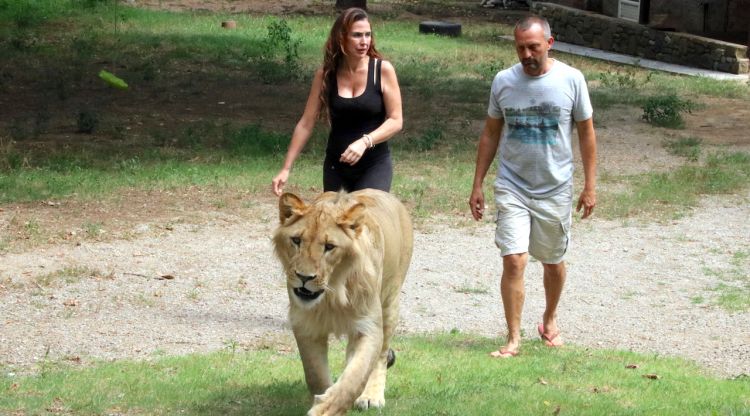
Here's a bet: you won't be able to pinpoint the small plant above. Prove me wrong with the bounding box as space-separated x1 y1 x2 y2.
76 109 99 134
663 136 702 161
258 18 302 83
599 69 639 90
406 127 443 152
84 222 103 238
642 94 695 128
0 137 25 171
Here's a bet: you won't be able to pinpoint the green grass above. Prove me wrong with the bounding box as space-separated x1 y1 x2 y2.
1 333 748 415
601 152 750 220
702 249 750 312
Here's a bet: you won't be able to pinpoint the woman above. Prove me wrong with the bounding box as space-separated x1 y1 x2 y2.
271 7 403 195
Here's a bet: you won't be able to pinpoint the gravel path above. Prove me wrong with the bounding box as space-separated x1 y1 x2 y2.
1 193 749 378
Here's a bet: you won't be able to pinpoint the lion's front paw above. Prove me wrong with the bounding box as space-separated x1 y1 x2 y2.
307 392 346 416
354 393 385 410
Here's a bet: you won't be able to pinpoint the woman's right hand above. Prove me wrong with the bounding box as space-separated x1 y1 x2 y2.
272 169 290 196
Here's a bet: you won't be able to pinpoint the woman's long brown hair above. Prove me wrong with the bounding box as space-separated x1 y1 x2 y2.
319 7 382 121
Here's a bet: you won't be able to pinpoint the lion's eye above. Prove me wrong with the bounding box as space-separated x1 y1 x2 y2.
291 236 301 246
324 243 336 252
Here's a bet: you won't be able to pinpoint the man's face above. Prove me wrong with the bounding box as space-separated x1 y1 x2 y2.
514 23 553 76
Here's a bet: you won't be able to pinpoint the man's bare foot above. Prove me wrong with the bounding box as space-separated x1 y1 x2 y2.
490 348 518 358
538 323 563 347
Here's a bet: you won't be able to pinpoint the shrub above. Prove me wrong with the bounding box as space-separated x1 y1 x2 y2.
642 94 695 128
258 19 302 83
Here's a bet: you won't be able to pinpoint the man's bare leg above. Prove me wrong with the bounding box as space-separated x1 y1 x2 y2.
540 261 566 346
491 253 528 357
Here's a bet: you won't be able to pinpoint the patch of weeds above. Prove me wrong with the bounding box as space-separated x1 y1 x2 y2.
187 289 200 301
454 285 489 295
703 250 750 312
663 136 702 162
730 250 749 267
690 295 705 305
598 68 649 90
223 339 240 354
475 60 505 77
134 293 156 308
138 57 159 82
0 138 26 171
714 283 750 312
403 127 443 152
258 18 302 83
621 290 639 300
590 69 651 110
33 266 101 288
642 94 695 128
83 221 104 238
76 109 99 134
116 157 141 172
22 218 41 238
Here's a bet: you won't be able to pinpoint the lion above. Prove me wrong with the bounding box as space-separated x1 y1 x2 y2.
273 189 413 416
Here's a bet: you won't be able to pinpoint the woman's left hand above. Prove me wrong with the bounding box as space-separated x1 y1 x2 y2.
339 138 367 165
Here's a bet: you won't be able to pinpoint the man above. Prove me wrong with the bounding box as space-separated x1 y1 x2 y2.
469 15 597 358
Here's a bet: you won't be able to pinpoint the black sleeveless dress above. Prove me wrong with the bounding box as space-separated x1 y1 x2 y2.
323 57 392 192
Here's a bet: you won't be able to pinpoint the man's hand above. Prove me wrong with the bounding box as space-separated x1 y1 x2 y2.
469 188 486 221
576 188 596 219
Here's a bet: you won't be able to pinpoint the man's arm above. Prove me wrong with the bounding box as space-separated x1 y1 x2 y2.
470 116 504 221
575 117 597 219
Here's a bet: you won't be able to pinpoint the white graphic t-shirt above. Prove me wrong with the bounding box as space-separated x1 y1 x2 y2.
487 60 592 198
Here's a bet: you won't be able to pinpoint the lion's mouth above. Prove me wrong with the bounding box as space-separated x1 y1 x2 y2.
293 287 323 301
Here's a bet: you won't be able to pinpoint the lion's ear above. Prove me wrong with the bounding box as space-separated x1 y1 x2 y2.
279 193 306 224
338 202 366 235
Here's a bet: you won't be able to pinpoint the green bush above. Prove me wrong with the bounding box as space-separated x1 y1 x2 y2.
642 94 695 128
258 19 302 83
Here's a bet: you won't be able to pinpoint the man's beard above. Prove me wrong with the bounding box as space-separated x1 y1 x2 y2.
522 58 540 70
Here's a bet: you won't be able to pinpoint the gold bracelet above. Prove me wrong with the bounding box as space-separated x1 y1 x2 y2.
362 134 374 149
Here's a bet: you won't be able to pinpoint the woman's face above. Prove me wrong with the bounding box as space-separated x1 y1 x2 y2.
343 19 372 58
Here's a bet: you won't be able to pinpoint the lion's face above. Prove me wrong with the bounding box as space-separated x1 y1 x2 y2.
273 192 366 309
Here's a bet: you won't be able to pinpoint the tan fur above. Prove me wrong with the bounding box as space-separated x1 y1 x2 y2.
273 189 413 416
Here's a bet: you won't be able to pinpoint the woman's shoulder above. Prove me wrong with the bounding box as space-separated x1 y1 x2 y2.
378 59 397 76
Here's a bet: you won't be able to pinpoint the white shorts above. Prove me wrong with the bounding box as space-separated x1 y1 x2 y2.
494 186 572 264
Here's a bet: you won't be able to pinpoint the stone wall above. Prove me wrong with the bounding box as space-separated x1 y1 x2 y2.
531 1 749 74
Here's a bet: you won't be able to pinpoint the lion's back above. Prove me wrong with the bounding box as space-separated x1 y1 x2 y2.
350 189 413 292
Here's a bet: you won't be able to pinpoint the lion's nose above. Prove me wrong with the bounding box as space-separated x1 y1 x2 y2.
295 272 316 284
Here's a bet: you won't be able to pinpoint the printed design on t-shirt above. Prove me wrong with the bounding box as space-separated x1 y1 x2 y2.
505 101 561 145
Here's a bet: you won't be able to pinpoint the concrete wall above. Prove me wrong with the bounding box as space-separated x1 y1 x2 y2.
531 1 749 74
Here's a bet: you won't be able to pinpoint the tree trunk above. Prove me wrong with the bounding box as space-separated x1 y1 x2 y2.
335 0 367 10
